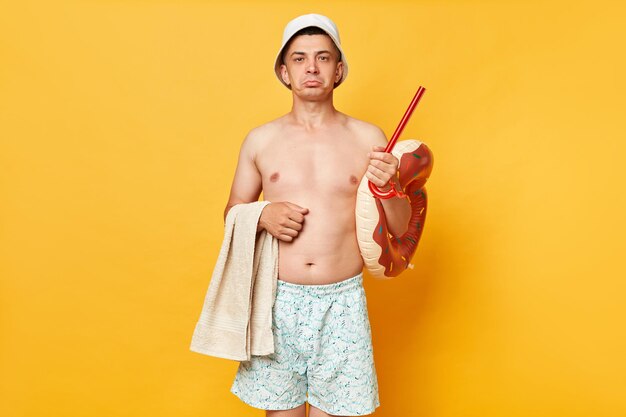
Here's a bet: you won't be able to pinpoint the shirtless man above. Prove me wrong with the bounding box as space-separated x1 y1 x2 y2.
227 14 411 417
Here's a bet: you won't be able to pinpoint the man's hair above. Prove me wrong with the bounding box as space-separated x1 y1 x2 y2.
280 26 342 66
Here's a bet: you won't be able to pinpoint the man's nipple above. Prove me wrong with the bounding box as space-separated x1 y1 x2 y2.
350 175 359 185
269 172 280 182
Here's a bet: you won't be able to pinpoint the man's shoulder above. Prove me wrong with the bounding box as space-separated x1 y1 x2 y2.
245 115 287 141
239 115 290 160
343 114 387 143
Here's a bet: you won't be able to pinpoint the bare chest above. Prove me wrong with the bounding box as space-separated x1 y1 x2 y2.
256 134 369 198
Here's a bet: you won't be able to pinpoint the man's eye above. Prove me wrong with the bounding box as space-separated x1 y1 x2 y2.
319 56 328 61
294 57 303 62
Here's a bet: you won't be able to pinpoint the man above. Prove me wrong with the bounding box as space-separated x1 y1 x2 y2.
227 14 411 417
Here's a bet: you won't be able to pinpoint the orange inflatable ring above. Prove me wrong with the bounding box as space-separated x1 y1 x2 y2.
356 139 434 279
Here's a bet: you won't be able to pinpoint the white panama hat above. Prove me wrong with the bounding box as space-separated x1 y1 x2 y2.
274 13 348 89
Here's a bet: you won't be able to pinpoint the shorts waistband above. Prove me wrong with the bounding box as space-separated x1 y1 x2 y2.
276 271 363 296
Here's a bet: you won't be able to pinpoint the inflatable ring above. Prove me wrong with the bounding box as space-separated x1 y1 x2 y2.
356 139 434 279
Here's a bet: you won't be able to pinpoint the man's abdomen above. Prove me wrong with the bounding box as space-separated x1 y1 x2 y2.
276 204 364 284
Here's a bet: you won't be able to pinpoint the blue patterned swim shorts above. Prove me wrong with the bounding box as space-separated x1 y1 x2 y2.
230 271 380 416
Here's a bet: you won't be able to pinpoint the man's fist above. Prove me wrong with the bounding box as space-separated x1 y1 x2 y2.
366 145 400 192
259 201 309 242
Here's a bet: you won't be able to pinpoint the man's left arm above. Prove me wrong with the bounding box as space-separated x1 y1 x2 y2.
365 134 412 237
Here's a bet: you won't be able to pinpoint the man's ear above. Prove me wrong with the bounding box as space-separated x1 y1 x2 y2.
280 64 291 87
335 61 344 83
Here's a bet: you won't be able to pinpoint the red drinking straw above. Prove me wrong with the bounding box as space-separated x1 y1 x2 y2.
369 86 426 199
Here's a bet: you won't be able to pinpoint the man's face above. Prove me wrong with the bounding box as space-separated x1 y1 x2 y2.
279 34 343 98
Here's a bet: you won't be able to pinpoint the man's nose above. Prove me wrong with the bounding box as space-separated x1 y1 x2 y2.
306 59 319 73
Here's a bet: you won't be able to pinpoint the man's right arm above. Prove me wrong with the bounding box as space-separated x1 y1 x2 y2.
223 130 265 232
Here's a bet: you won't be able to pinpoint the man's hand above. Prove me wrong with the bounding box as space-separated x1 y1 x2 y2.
366 145 400 192
259 202 309 242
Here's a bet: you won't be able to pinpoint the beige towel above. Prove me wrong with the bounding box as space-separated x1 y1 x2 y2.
189 200 278 361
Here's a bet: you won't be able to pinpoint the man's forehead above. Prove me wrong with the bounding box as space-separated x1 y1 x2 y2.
289 49 333 56
285 34 338 55
288 34 334 48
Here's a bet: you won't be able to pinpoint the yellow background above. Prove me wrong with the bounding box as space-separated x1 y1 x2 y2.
1 1 625 416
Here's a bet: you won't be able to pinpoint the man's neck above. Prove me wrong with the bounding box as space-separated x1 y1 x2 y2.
289 93 338 131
